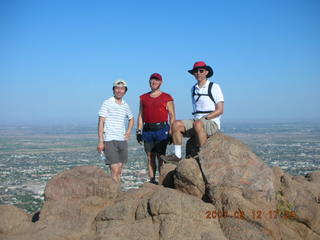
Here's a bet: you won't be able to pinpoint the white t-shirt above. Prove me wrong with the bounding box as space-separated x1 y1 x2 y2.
192 80 224 129
98 97 133 141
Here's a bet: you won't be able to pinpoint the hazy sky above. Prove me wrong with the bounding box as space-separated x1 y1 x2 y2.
1 0 319 126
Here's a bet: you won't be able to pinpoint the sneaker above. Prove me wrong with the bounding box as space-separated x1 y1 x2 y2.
149 177 158 185
160 154 182 165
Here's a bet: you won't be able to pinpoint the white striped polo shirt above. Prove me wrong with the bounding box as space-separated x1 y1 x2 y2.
98 97 133 141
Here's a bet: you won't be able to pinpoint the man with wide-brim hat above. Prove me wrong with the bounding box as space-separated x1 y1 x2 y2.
188 61 214 78
161 61 224 164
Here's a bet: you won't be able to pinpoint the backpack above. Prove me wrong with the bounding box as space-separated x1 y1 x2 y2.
192 82 215 115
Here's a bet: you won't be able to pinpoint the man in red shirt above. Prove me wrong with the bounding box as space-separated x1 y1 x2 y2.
137 73 175 184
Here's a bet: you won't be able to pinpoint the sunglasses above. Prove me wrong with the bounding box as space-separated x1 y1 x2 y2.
193 69 206 74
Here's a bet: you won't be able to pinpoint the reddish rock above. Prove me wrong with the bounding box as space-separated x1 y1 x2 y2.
0 205 31 234
199 133 281 240
95 187 227 240
273 167 320 238
2 135 320 240
173 157 205 199
158 163 176 187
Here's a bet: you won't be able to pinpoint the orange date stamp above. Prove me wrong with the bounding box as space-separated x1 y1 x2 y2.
205 209 296 220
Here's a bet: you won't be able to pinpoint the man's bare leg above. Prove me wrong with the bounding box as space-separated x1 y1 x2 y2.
172 120 186 158
193 120 207 146
110 163 123 183
172 120 185 145
147 152 156 180
156 153 163 174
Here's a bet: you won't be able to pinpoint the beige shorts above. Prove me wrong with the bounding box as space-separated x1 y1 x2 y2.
182 119 219 138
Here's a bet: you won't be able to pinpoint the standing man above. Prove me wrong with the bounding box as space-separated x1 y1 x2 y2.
136 73 175 184
161 61 224 164
97 79 134 183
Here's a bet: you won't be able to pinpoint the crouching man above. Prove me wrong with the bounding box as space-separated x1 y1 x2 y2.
161 61 224 164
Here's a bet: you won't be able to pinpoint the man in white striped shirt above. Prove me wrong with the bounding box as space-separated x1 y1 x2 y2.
97 80 134 183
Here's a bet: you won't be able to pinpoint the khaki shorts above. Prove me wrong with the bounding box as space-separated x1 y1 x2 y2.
182 119 219 138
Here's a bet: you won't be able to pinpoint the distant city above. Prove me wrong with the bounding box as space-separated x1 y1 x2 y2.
0 122 319 213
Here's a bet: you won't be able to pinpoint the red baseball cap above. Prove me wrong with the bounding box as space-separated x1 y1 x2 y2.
149 73 163 81
188 61 214 78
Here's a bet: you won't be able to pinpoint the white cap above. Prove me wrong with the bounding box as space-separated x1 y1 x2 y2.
113 79 127 87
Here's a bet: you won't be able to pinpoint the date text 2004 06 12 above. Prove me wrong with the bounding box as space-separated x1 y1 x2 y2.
205 210 296 220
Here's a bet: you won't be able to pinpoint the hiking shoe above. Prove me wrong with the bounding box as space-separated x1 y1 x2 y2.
160 154 182 165
149 177 158 185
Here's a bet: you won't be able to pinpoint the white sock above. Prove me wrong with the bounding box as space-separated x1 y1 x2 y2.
174 145 182 158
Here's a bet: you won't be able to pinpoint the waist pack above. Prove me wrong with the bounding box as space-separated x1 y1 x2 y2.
142 124 169 142
143 122 168 131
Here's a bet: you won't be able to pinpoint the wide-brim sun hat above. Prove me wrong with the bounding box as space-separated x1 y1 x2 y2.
113 79 127 87
188 61 214 78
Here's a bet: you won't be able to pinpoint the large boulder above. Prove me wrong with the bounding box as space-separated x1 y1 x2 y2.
158 163 176 188
38 165 119 239
199 133 281 240
43 165 119 201
273 167 320 239
173 157 206 199
0 205 31 234
95 187 227 240
1 166 119 240
2 133 320 240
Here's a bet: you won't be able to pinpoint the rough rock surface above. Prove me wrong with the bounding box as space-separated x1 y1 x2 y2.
95 187 227 240
173 157 205 198
1 133 320 240
39 166 119 239
273 166 320 239
0 205 31 234
158 162 176 188
1 166 120 240
200 133 281 239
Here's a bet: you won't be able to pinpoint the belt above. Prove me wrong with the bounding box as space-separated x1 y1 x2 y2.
143 122 168 131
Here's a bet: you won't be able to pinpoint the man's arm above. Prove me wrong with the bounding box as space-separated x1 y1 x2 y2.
204 102 224 120
166 101 175 133
97 116 105 152
137 101 144 130
125 117 134 140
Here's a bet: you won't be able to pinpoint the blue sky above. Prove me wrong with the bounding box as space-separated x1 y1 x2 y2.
0 0 319 126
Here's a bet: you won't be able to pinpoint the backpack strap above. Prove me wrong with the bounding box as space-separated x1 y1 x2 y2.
192 82 216 115
192 82 216 104
192 85 201 103
208 82 216 104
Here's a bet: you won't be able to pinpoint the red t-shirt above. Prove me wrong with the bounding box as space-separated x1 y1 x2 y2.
140 92 173 123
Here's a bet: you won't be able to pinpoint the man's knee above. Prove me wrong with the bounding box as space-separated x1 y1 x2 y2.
193 120 204 132
147 152 155 161
172 120 185 132
111 164 122 175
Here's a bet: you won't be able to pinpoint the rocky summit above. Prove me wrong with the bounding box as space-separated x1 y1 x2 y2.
1 133 320 240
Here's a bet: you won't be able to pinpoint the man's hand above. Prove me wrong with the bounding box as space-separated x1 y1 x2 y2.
124 131 131 141
97 142 104 152
136 129 143 144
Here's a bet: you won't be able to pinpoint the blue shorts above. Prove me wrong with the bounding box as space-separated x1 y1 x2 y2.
142 125 169 154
